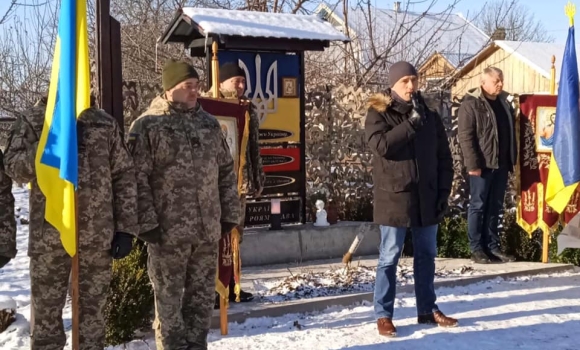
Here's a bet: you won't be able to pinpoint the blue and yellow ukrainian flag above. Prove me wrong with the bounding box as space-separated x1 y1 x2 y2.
545 15 580 214
35 0 90 256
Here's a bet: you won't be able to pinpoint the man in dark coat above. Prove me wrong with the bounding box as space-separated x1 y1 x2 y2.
457 67 517 264
365 61 457 337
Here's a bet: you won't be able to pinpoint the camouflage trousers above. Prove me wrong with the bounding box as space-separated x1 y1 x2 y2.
29 249 112 350
148 238 218 350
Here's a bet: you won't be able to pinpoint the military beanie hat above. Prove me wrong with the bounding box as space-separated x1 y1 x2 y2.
162 59 199 91
219 62 246 83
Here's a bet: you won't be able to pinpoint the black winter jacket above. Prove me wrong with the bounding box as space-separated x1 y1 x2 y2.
457 87 517 172
365 90 453 228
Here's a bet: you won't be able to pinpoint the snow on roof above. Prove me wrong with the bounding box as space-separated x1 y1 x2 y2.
494 40 580 81
181 7 349 42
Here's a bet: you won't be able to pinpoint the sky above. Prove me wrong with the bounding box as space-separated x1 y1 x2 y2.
0 0 574 44
377 0 574 45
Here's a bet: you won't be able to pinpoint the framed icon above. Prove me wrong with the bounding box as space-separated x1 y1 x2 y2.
535 106 556 153
216 115 240 170
281 77 298 98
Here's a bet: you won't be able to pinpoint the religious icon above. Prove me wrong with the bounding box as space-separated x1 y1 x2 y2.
281 77 298 98
536 106 556 153
216 116 239 170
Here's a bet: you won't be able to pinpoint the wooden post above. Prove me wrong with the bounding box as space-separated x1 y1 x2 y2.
543 55 557 264
96 0 112 114
212 41 220 97
211 39 228 335
71 194 80 349
110 17 124 134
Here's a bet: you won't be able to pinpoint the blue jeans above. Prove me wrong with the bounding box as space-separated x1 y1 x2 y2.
373 225 439 319
467 168 509 253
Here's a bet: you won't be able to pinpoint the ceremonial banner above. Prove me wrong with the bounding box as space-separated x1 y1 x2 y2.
517 94 580 234
516 94 560 234
198 97 250 302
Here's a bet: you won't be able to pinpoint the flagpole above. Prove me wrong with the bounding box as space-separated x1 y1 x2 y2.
71 193 80 349
543 55 557 264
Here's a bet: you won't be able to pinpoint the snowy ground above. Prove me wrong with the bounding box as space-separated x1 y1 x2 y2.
253 264 482 303
2 186 580 349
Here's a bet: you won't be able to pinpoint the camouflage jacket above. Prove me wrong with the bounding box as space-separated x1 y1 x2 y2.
202 88 265 195
3 99 139 256
128 96 240 245
0 150 16 259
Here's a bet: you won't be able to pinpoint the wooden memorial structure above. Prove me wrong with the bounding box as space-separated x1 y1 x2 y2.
159 7 348 334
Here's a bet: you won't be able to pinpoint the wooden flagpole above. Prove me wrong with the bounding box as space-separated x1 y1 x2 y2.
211 40 229 336
71 193 80 349
543 55 557 264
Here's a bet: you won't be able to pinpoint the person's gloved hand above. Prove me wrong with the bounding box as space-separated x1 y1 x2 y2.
408 94 427 129
139 226 162 244
0 256 11 269
221 221 237 238
110 232 134 259
436 195 449 220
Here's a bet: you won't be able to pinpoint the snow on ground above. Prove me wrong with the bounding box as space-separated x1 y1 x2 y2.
2 186 580 350
108 271 580 350
0 295 16 312
254 264 482 303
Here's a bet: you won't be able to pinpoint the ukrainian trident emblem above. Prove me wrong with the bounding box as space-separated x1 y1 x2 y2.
238 54 278 125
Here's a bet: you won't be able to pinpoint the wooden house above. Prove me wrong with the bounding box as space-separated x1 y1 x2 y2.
447 41 580 99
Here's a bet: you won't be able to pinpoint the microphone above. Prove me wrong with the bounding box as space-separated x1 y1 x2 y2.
411 92 420 108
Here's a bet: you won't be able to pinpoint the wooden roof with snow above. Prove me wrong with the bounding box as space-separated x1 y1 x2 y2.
159 7 350 56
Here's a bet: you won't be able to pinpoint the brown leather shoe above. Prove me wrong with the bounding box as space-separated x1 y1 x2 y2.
417 311 458 327
377 317 397 337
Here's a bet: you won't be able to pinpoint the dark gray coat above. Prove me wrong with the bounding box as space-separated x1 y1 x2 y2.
457 87 517 172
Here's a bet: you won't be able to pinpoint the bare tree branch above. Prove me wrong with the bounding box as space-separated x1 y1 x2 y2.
473 0 554 42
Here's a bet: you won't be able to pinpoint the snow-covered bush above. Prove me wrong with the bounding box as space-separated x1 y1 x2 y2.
0 296 16 333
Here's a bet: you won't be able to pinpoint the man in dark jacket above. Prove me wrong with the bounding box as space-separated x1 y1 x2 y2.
457 67 517 264
365 61 457 337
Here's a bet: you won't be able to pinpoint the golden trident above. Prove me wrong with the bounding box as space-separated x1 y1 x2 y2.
566 1 576 27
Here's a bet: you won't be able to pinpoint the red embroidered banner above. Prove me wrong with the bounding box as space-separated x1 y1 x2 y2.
517 94 558 233
517 94 580 233
198 97 249 301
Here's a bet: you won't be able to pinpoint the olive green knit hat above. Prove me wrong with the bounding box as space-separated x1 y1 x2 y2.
162 59 199 91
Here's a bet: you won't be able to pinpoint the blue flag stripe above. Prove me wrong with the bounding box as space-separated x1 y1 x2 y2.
554 26 580 187
40 0 78 186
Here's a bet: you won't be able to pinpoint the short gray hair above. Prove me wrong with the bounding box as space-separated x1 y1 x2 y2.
483 66 503 76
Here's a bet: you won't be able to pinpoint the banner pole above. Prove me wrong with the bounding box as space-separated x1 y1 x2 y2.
543 55 557 263
211 39 229 335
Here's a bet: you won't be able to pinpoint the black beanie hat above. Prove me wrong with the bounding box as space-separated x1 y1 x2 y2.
162 59 199 91
219 62 246 83
388 61 418 86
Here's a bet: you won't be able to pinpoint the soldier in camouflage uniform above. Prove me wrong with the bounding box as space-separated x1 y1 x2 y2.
205 62 266 304
4 97 138 350
0 149 16 270
128 59 240 350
